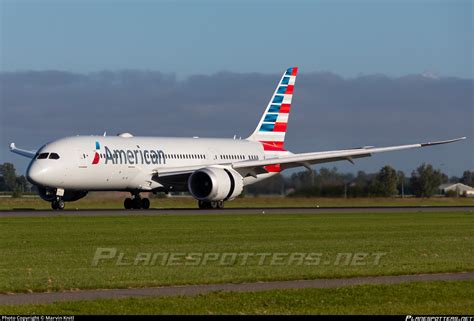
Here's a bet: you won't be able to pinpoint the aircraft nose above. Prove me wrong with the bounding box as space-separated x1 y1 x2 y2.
26 161 50 186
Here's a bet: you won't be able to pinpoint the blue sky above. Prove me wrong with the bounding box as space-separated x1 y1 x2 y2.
1 0 472 78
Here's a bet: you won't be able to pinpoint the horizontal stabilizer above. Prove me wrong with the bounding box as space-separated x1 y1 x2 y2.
9 143 37 159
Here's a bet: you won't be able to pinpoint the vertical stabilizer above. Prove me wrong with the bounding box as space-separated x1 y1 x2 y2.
246 67 298 149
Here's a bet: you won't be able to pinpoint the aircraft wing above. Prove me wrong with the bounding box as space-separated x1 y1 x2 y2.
9 143 37 159
232 137 466 176
153 137 466 180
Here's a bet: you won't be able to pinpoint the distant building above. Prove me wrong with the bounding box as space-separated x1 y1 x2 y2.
439 183 474 197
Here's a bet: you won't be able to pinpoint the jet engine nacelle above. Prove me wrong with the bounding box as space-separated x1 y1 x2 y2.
37 187 88 202
188 167 244 201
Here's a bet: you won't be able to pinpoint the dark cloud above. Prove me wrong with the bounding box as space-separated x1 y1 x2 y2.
0 70 472 176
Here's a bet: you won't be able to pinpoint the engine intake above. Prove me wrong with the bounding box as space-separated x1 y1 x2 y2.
188 167 243 201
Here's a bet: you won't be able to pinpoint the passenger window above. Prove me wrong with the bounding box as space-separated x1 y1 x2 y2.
37 153 49 159
49 153 60 160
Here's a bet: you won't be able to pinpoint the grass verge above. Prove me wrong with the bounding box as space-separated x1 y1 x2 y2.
0 211 472 293
1 195 473 210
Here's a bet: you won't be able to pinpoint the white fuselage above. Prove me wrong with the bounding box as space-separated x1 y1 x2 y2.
27 135 276 191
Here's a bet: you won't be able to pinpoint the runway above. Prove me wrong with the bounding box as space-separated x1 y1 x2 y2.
0 206 473 217
0 272 472 305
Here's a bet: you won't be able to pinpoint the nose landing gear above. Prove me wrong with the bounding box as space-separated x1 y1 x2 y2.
51 198 65 210
124 193 150 210
51 188 66 210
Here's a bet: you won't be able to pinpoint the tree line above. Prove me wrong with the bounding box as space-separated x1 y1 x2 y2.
1 162 473 198
0 163 32 197
245 164 474 198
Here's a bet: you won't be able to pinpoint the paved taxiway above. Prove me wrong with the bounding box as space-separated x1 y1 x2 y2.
0 272 472 305
0 206 473 217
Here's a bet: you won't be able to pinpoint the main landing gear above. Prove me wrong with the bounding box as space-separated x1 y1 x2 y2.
198 200 224 209
51 198 65 210
124 193 150 210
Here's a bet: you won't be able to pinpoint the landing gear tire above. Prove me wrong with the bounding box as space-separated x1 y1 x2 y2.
57 199 65 210
124 198 133 209
141 198 150 209
51 199 65 210
198 200 209 209
198 200 224 209
124 194 150 210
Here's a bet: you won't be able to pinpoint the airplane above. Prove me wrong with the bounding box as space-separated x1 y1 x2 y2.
10 67 466 210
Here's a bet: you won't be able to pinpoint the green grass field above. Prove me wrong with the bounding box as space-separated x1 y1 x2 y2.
0 211 472 294
1 281 472 314
1 194 473 210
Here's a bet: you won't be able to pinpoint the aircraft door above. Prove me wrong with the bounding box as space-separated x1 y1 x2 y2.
77 149 89 168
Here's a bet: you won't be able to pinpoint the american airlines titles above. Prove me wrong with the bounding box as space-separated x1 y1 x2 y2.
104 146 166 165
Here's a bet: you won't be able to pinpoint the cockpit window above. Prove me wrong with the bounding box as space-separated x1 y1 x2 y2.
37 153 49 159
49 153 60 160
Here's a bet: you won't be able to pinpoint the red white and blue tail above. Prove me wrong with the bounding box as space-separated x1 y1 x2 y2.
246 67 297 150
